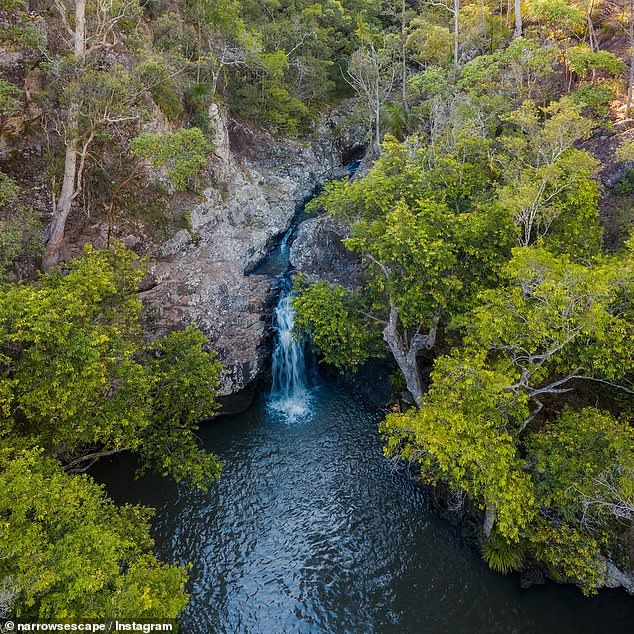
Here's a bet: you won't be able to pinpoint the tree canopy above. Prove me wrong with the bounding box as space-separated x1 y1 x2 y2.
0 245 223 617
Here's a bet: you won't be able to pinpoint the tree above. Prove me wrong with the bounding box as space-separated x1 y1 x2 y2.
0 174 41 278
346 40 398 153
384 0 417 111
0 448 189 620
514 0 523 38
427 0 461 72
381 243 634 589
130 128 212 191
0 244 223 488
494 98 600 254
295 137 508 405
380 349 537 540
42 1 144 270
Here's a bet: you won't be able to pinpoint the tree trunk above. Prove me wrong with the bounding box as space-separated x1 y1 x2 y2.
74 0 86 55
628 48 634 117
513 0 522 38
483 503 497 537
453 0 460 73
43 0 86 270
382 304 438 407
375 95 381 154
401 0 409 112
629 6 634 117
42 109 80 270
584 0 597 52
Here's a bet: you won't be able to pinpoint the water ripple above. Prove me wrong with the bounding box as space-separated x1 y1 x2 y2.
96 384 634 634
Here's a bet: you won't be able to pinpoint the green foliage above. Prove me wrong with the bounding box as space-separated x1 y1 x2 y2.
137 327 223 489
0 79 22 118
383 101 409 138
5 0 634 600
0 171 19 207
482 531 526 574
0 448 188 619
459 37 557 103
571 83 616 119
293 278 380 369
0 173 42 277
0 207 42 278
529 519 607 595
468 247 633 384
526 0 586 38
0 0 42 48
406 20 452 67
380 351 536 543
496 98 601 254
136 58 184 122
568 45 626 78
131 128 212 190
529 409 634 529
407 66 449 99
0 244 223 488
382 242 633 588
616 138 634 163
0 0 26 8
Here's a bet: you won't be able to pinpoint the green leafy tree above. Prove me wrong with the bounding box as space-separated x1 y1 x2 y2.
296 137 510 404
381 244 634 591
0 244 222 488
130 128 212 191
42 1 145 270
346 39 398 152
0 448 188 620
494 98 601 254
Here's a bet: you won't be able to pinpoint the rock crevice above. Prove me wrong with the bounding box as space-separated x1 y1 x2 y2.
141 104 365 398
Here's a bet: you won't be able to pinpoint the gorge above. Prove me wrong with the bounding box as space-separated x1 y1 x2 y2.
94 221 634 633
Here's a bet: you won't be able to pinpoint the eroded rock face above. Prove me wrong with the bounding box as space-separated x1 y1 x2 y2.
141 104 365 398
289 216 364 288
141 260 279 396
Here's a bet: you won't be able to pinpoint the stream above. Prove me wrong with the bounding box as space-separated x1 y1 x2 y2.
94 190 634 633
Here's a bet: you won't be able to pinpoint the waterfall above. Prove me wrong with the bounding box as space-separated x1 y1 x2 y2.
269 286 311 421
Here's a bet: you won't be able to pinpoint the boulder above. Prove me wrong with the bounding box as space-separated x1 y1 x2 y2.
290 215 364 288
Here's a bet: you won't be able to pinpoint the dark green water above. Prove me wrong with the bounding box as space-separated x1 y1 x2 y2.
95 382 634 634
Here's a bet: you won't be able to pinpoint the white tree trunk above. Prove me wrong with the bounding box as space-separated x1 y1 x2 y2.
483 503 497 537
453 0 460 72
401 0 409 111
628 5 634 117
382 304 438 407
43 0 86 270
513 0 522 38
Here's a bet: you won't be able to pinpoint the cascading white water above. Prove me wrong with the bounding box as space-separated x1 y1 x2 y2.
269 289 311 421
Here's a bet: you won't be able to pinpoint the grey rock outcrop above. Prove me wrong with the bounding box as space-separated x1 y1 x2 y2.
141 103 365 399
289 216 364 288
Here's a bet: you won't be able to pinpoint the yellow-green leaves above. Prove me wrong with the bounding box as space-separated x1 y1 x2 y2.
381 351 536 543
0 449 188 619
131 128 212 191
292 278 381 369
0 244 223 487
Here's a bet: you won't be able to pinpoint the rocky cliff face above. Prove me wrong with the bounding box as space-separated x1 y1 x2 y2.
140 104 365 404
